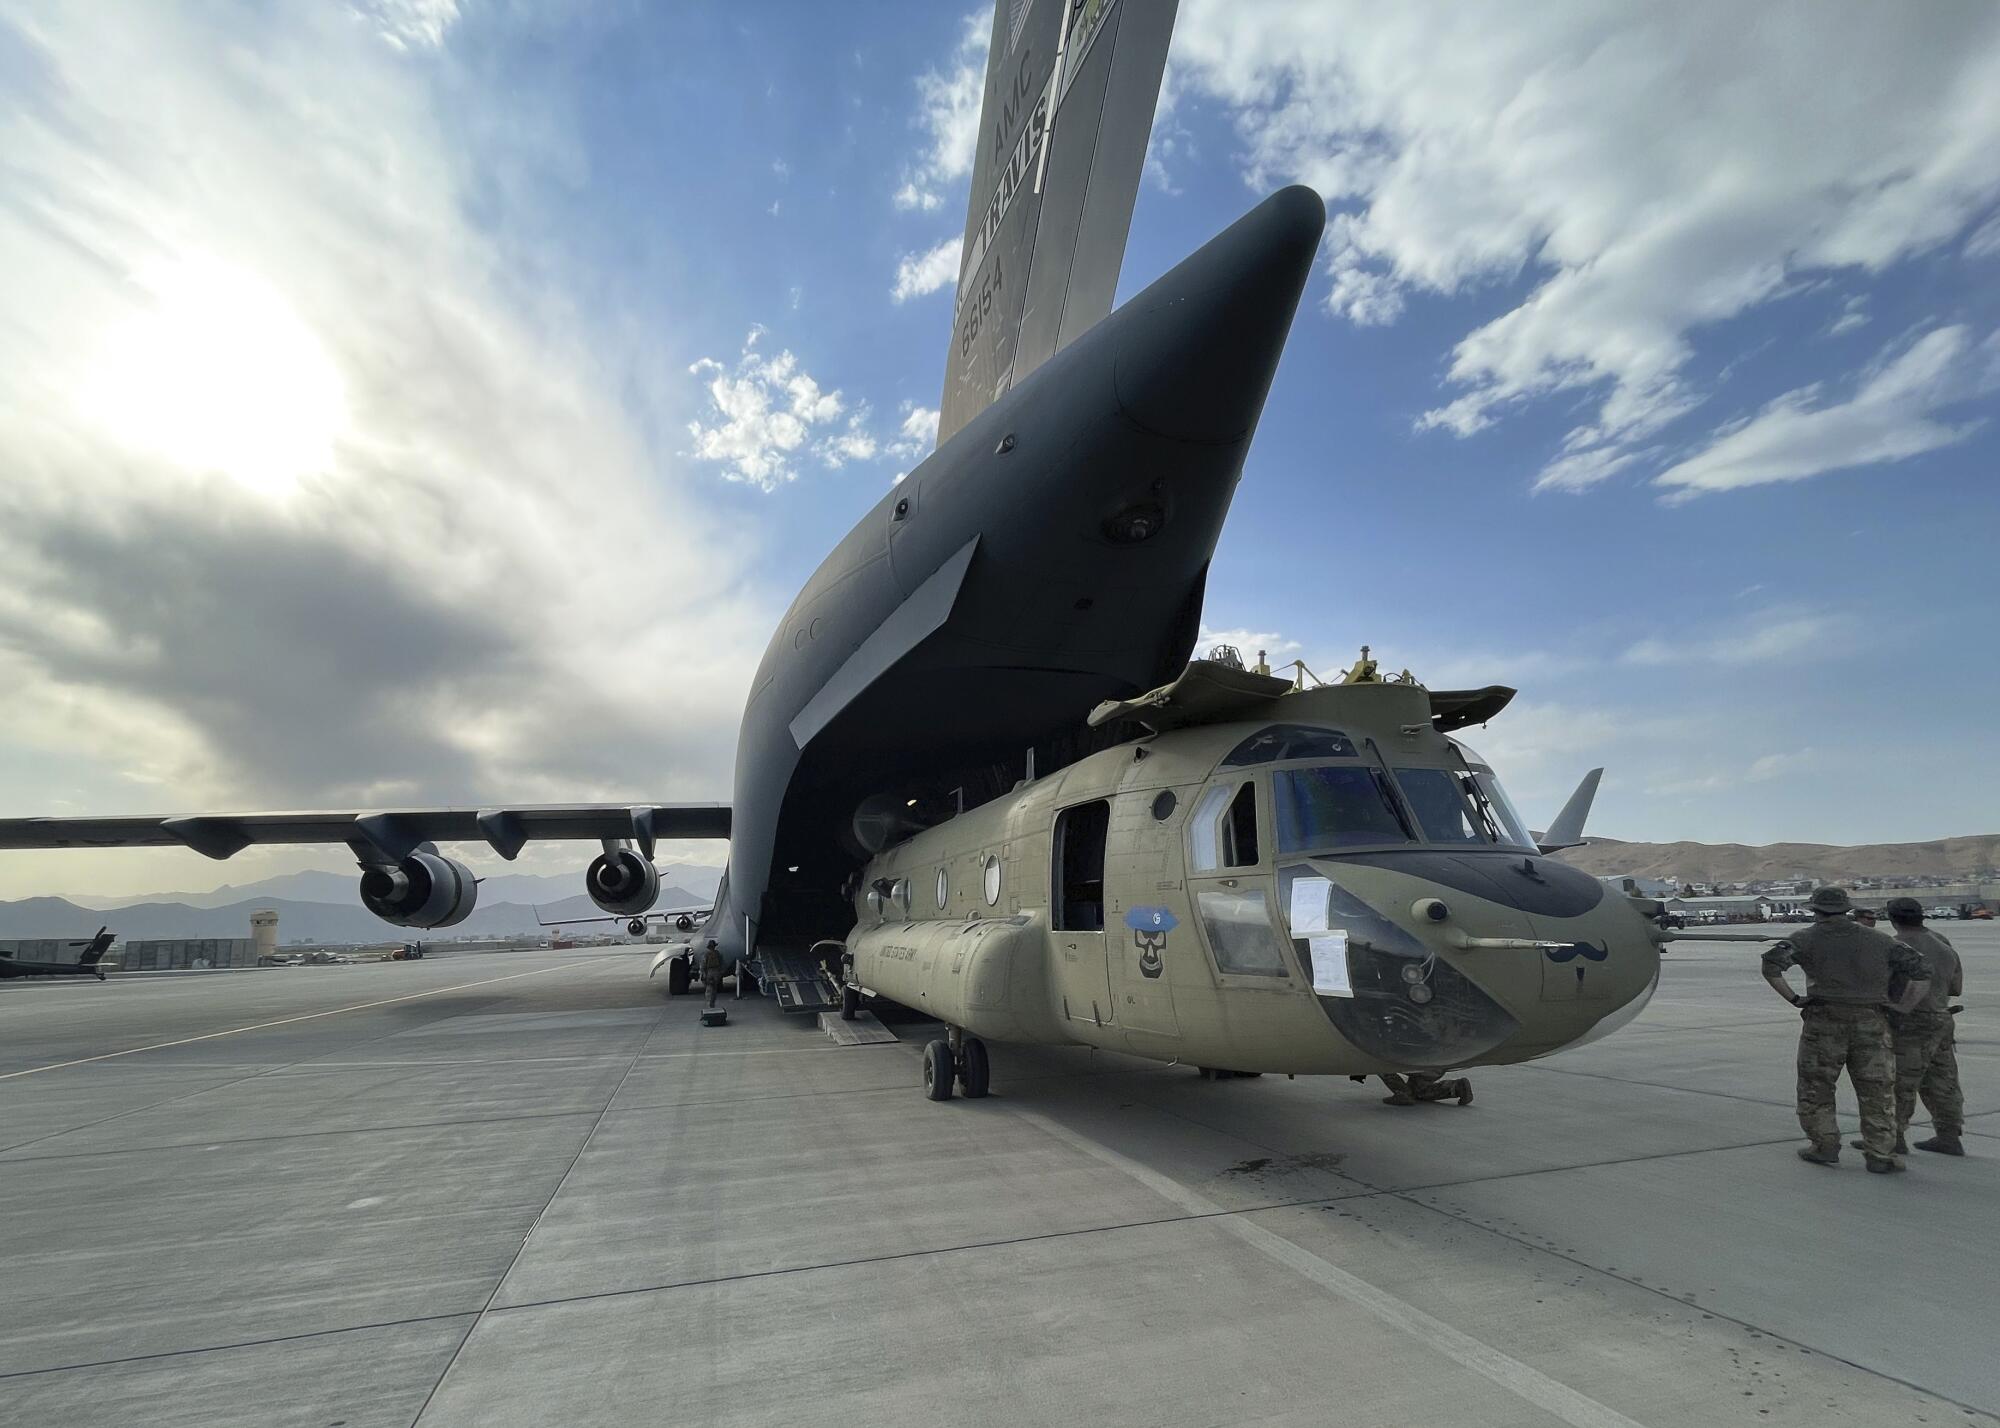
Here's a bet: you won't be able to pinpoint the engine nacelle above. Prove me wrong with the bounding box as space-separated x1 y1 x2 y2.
587 848 659 916
359 852 477 929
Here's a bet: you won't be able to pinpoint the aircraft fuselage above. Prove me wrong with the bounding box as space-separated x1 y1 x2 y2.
842 679 1662 1076
706 188 1329 960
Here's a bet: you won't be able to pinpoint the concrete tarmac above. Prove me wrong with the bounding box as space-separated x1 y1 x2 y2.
0 929 1993 1427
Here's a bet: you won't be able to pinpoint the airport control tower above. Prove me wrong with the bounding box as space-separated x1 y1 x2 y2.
250 909 278 965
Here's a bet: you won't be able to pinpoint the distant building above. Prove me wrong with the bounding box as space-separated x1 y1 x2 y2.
120 938 255 970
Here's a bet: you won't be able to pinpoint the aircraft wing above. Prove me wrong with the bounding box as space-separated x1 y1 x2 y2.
938 0 1179 445
534 903 713 929
0 804 730 862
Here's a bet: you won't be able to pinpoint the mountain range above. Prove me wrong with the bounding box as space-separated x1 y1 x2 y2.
1555 835 2000 884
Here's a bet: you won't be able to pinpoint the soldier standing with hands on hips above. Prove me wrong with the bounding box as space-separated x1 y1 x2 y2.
1762 886 1930 1172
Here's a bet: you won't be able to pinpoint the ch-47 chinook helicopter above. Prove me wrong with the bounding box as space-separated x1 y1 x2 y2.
833 649 1658 1101
0 0 1668 1100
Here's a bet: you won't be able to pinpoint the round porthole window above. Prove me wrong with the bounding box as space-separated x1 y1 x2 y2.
936 866 949 910
983 854 1002 907
1151 790 1178 821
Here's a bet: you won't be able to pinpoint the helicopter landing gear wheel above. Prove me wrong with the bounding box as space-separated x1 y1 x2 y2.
840 983 860 1021
923 1040 955 1101
958 1037 990 1098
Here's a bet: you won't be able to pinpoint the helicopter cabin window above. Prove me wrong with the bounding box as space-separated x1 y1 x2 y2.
1189 781 1260 873
1196 888 1291 977
1052 800 1109 932
1393 767 1488 845
1453 746 1538 851
1271 765 1414 854
1220 724 1357 768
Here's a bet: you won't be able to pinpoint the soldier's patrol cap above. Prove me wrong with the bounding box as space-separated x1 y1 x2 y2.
1884 896 1924 919
1807 886 1852 915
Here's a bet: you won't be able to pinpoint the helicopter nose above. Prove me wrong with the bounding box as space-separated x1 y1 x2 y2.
1113 184 1325 444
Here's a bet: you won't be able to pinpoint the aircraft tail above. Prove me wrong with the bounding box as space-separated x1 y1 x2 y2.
937 0 1179 446
74 927 112 967
1536 770 1604 854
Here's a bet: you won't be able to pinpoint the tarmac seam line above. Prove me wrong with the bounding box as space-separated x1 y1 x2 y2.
0 1195 1352 1380
0 1105 608 1165
0 1311 481 1381
1362 1171 2000 1422
0 960 621 1081
405 1003 667 1427
1014 1108 1649 1428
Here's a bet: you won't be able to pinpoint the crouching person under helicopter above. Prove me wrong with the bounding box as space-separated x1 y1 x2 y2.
1353 1071 1473 1106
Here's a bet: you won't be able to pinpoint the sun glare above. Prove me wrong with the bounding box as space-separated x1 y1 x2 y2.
85 255 348 496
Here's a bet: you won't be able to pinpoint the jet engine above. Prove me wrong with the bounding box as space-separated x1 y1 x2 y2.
359 852 477 929
587 846 659 916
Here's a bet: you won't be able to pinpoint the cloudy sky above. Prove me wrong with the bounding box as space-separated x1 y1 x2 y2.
2 0 1996 900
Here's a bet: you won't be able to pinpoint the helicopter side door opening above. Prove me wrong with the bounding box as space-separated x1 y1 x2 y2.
1053 798 1113 1025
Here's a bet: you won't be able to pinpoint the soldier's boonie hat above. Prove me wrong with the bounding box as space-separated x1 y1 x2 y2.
1807 886 1852 915
1885 896 1924 919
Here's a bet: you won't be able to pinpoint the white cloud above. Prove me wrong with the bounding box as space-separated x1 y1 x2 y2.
816 408 879 468
686 331 854 490
1652 326 1986 501
1620 608 1836 666
896 10 987 212
1825 296 1870 338
1172 1 2000 487
892 235 962 303
1531 446 1644 495
888 403 940 461
1747 748 1816 782
0 1 766 899
1966 212 2000 259
351 0 459 51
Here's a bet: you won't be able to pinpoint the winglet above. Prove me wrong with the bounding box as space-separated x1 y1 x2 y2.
1536 768 1603 854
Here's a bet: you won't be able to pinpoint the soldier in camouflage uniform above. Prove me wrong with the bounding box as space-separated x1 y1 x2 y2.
699 939 725 1009
1378 1071 1473 1106
1762 886 1930 1172
1880 897 1965 1156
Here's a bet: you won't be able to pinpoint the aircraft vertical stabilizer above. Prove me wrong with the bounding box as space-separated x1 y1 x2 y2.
938 0 1179 446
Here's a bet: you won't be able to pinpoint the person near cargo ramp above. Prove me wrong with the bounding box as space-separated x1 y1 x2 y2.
1762 886 1930 1172
1872 897 1966 1157
699 939 725 1010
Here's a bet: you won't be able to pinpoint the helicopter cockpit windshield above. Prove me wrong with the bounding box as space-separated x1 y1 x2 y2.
1236 725 1539 855
1271 764 1413 853
1392 761 1537 852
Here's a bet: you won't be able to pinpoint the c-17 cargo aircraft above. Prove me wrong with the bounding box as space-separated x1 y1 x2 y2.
1 928 115 982
0 0 1667 1098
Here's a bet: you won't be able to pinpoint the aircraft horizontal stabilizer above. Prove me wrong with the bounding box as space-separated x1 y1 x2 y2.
1535 768 1603 854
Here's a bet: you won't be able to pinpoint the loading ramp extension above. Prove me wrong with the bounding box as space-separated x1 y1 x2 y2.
752 946 839 1014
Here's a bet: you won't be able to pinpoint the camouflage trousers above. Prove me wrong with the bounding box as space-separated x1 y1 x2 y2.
1796 1005 1896 1160
1891 1011 1963 1138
